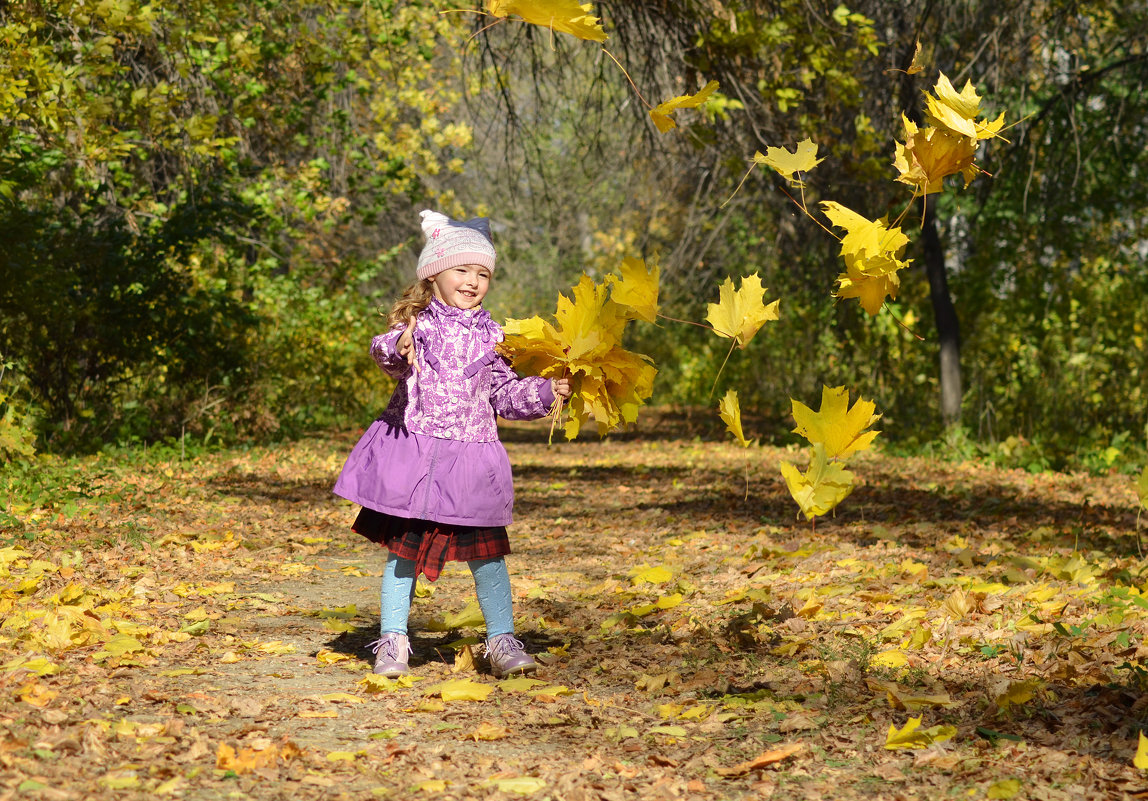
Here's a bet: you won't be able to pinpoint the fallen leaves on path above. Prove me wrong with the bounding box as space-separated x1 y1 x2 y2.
1 415 1146 799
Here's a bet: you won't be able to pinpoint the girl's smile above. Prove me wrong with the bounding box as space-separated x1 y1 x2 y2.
432 264 491 309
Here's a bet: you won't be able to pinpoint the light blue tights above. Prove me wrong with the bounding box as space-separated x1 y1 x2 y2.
379 552 514 638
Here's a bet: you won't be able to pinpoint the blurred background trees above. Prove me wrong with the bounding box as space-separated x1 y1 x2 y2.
1 0 1145 471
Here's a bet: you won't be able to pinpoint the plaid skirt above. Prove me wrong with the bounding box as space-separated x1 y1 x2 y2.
352 507 510 582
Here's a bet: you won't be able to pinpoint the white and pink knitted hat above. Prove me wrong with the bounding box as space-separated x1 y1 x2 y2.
416 210 497 280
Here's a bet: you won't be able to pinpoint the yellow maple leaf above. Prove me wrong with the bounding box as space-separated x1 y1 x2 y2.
791 385 881 460
779 443 855 520
1135 466 1148 511
650 80 719 133
606 257 660 323
1134 731 1148 770
834 260 902 316
487 0 607 43
718 390 751 448
705 273 780 348
424 678 496 702
884 716 957 749
924 72 1005 141
893 115 979 195
820 201 910 269
753 138 824 184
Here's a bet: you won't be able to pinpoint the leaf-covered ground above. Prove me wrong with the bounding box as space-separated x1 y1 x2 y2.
2 413 1147 800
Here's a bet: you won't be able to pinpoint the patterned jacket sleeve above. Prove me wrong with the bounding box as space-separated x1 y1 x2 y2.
369 325 412 379
489 356 554 420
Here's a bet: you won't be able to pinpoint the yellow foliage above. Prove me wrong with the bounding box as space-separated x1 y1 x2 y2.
487 0 607 43
884 716 957 749
791 385 881 460
718 390 752 448
779 444 855 520
500 265 658 439
753 138 824 184
705 273 780 348
650 80 719 133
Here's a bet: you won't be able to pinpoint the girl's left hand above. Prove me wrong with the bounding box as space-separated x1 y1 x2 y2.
551 378 572 399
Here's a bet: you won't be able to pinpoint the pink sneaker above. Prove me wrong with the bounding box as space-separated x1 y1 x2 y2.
368 633 411 678
485 633 537 678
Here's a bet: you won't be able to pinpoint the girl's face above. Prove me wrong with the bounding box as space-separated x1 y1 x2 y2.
431 264 491 310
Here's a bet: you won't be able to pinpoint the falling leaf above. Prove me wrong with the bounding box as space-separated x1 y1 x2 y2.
905 40 925 74
650 80 719 133
719 390 752 448
753 138 824 183
791 385 881 460
1136 466 1148 511
714 743 804 776
705 273 780 348
424 678 496 702
894 118 979 195
884 716 957 749
780 444 855 520
486 0 607 42
924 73 1005 141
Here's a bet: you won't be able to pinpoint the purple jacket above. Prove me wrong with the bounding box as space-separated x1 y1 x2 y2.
333 299 554 527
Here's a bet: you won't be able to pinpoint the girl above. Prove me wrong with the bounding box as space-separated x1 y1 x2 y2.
334 210 571 679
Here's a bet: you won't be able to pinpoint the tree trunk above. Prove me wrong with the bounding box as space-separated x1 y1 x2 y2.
921 195 962 427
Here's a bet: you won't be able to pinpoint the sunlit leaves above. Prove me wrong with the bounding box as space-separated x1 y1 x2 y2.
791 385 881 460
894 115 978 195
650 80 719 133
1136 466 1148 511
781 386 880 521
487 0 607 43
423 678 497 702
924 73 1006 141
820 201 911 315
705 273 780 348
780 444 855 521
500 263 658 438
754 138 824 184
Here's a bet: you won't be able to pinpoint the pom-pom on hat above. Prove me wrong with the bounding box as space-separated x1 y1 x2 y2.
416 210 497 280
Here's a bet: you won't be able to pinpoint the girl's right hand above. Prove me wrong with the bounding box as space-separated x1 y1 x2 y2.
397 318 418 372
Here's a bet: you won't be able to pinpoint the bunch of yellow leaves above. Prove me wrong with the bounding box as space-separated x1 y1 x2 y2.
499 258 658 439
821 200 912 316
486 0 607 43
780 385 880 521
894 72 1006 196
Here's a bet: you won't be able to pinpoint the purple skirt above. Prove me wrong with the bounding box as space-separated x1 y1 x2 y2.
333 420 515 527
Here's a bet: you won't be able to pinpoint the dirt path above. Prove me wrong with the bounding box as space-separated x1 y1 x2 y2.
2 417 1147 799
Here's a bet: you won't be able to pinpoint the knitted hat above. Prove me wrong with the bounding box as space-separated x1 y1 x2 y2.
416 210 497 280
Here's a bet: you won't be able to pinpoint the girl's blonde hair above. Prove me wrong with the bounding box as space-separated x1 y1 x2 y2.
386 279 435 327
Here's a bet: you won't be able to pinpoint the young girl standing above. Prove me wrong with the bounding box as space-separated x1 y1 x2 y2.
334 210 571 679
